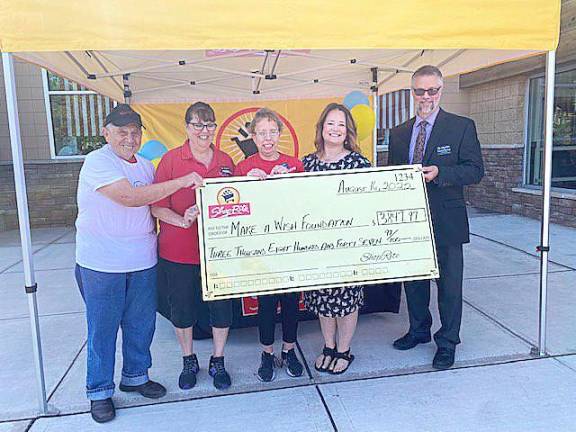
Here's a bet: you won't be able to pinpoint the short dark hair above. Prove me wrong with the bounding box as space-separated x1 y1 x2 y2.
249 108 284 134
411 65 443 86
185 101 216 124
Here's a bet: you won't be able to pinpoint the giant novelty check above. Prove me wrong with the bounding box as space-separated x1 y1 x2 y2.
196 165 439 300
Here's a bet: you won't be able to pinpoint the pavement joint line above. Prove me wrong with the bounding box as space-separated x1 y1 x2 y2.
23 419 35 432
463 268 573 281
552 356 576 374
296 340 338 431
470 232 576 271
1 352 565 424
546 352 576 360
1 266 78 275
463 298 535 348
46 339 87 404
296 340 314 380
309 354 563 391
25 354 537 421
314 386 339 432
0 228 75 275
25 380 318 422
5 266 76 274
0 310 84 322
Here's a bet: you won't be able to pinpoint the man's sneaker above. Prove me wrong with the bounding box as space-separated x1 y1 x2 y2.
179 354 199 390
118 380 167 399
281 348 304 377
257 351 276 382
208 356 231 390
90 398 115 423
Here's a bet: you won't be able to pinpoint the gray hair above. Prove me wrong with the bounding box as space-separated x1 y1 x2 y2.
411 65 444 87
249 108 284 134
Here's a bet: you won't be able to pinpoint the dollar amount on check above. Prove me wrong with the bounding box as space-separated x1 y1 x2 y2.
196 166 439 300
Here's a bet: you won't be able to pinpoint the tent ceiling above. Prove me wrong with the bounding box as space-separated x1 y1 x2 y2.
1 1 560 103
17 49 542 103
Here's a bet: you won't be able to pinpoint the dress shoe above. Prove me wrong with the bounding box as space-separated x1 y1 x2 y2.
119 380 167 399
90 398 115 423
433 348 455 369
392 333 431 350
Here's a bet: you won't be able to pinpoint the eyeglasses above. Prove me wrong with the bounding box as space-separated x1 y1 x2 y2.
254 130 280 138
413 87 442 96
189 122 217 131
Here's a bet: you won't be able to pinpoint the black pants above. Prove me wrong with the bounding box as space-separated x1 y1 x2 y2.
404 244 463 350
258 292 300 346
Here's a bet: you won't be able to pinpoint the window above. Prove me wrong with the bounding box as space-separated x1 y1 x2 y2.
526 68 576 190
43 71 116 157
377 89 412 150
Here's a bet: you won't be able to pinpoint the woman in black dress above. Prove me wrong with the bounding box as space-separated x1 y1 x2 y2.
302 103 371 374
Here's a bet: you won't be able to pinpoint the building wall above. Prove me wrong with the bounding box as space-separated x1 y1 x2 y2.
0 59 78 231
0 161 82 231
464 75 528 212
441 76 470 117
464 74 576 227
0 59 51 162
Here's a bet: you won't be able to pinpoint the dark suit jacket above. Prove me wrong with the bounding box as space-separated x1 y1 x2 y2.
388 109 484 247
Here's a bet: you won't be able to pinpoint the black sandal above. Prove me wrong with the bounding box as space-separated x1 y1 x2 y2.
314 346 336 373
329 349 355 375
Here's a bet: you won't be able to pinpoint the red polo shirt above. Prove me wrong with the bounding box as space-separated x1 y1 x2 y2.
234 153 304 176
153 142 234 264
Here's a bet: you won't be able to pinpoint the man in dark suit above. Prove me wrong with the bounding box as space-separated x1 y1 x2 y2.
388 65 484 369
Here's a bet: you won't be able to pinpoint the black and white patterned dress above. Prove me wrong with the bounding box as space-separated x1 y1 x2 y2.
302 151 371 317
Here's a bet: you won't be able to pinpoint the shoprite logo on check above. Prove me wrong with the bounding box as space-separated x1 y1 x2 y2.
209 187 251 219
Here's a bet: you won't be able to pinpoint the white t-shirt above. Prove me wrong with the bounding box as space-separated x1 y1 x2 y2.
75 144 157 273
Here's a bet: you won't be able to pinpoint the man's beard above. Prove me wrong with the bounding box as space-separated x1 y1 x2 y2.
417 101 436 116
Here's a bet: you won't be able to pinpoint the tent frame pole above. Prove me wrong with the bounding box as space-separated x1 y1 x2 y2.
371 67 379 165
537 50 556 357
2 52 48 414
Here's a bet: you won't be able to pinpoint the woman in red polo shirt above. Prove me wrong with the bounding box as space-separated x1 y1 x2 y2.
234 108 304 382
151 102 235 391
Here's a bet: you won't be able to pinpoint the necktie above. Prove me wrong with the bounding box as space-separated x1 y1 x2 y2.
412 120 428 164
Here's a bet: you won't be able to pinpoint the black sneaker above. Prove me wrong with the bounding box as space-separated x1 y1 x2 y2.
118 380 167 399
257 351 276 382
208 356 231 390
281 348 303 377
179 354 199 390
90 398 115 423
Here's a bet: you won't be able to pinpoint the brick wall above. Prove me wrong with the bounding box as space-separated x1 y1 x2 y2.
510 189 576 228
466 146 524 214
464 139 576 229
0 162 82 231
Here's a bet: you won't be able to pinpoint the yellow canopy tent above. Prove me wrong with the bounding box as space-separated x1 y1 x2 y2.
0 0 562 416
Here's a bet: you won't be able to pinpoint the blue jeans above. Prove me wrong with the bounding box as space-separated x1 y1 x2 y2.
75 264 157 401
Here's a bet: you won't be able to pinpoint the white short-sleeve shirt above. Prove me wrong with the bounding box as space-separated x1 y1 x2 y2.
75 144 157 273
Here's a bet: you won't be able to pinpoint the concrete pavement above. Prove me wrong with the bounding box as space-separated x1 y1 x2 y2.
0 211 574 431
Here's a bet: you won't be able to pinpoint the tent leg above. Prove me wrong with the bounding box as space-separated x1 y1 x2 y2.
372 94 379 164
371 67 379 165
537 50 556 357
2 53 49 414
